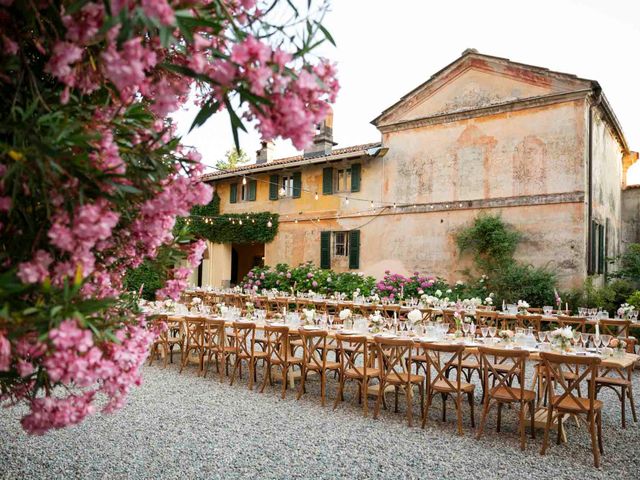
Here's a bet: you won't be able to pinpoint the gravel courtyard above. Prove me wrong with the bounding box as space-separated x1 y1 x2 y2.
2 359 639 480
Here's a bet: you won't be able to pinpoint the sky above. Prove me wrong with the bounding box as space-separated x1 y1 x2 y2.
172 0 640 182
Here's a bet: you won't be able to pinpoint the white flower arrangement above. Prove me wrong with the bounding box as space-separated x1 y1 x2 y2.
484 296 493 305
517 300 529 313
446 289 452 294
435 289 442 297
192 297 202 305
407 309 423 324
339 309 352 320
370 293 381 304
617 303 635 318
164 299 174 309
420 294 439 306
369 311 384 332
302 308 316 322
550 326 573 351
455 280 464 286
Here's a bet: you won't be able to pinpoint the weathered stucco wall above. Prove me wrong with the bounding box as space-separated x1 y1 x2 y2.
622 187 640 247
591 108 625 267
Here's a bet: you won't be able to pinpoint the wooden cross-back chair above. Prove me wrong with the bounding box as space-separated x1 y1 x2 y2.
296 328 341 406
421 343 475 435
517 314 542 332
440 310 457 333
539 352 604 468
229 322 268 390
179 317 208 375
259 325 302 399
598 319 631 338
373 337 424 427
333 334 380 416
477 347 536 450
476 310 500 329
149 315 183 368
381 304 401 321
557 316 586 333
202 319 226 379
595 341 637 428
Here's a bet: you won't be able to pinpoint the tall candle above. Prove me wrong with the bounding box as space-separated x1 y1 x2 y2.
595 322 600 338
565 302 569 313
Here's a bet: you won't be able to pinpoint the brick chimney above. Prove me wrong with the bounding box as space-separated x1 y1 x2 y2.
303 108 336 158
256 140 275 164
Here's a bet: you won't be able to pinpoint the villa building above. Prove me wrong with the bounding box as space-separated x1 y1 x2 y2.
197 49 639 289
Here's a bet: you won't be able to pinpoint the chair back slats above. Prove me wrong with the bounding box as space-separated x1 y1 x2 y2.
335 334 369 377
476 311 499 328
557 316 586 332
232 322 256 359
264 325 290 365
478 346 528 402
540 351 601 413
374 337 413 379
599 320 630 338
298 329 328 370
517 314 541 331
422 343 464 392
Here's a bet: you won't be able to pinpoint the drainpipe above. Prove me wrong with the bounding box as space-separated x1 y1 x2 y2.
587 86 602 275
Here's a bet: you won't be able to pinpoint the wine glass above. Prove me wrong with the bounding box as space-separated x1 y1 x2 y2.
600 334 612 348
327 315 334 329
489 326 497 339
469 323 477 338
481 326 489 339
593 335 602 353
538 331 547 343
462 322 470 336
581 333 590 349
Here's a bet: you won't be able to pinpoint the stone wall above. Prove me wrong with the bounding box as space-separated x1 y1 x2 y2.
622 186 640 248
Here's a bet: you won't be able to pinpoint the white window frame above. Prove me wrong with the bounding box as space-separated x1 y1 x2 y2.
281 175 294 197
333 167 352 193
333 231 349 257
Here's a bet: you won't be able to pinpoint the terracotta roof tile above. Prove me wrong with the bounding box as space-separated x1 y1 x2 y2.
202 142 381 180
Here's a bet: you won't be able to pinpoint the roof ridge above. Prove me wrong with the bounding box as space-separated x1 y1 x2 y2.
202 141 381 180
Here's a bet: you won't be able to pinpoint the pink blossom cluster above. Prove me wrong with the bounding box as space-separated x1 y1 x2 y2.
375 271 440 301
10 318 157 434
156 240 207 300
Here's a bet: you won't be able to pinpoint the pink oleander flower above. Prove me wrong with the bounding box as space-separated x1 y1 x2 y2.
21 392 96 435
46 41 83 82
0 331 10 372
17 250 53 284
49 319 94 353
141 0 175 25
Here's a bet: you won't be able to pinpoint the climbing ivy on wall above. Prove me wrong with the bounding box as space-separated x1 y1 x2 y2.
176 192 279 244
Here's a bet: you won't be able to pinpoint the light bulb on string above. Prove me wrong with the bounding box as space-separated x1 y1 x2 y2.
345 197 349 205
251 219 255 224
267 218 273 228
242 176 247 185
314 192 319 200
279 187 286 197
294 219 298 224
393 202 397 209
370 200 374 208
239 219 243 225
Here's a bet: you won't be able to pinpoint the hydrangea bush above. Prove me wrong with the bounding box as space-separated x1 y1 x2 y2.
0 0 337 434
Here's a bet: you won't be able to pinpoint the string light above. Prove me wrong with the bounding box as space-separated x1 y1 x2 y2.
294 219 298 224
242 176 247 185
393 202 396 209
239 219 243 225
267 218 273 228
251 219 255 224
314 192 319 200
279 187 286 196
370 200 374 208
345 197 349 205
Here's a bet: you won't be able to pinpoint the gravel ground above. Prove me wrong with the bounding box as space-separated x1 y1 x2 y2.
1 355 639 480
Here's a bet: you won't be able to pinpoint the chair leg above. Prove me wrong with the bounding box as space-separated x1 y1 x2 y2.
589 412 601 468
540 406 553 456
333 374 344 411
597 410 604 455
320 370 326 407
468 392 475 428
296 368 306 400
556 414 563 445
628 385 638 423
456 395 463 435
406 384 413 428
394 387 399 413
621 386 627 428
259 362 270 394
519 403 526 451
477 398 491 439
362 378 369 417
530 401 536 439
229 358 240 386
441 393 447 422
497 403 502 433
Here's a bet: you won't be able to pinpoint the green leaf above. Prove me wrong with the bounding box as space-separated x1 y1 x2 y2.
317 23 336 46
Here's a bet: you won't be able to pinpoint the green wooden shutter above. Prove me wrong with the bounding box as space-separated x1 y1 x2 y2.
269 174 279 200
350 164 361 192
603 219 609 277
247 180 257 201
320 231 331 269
230 183 237 204
292 172 301 198
589 220 596 274
322 168 333 195
598 223 605 274
349 230 360 270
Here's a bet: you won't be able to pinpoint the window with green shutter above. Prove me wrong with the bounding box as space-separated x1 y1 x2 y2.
269 174 279 200
247 180 257 201
348 230 360 269
588 220 596 274
230 183 237 204
320 231 331 269
350 163 361 192
292 171 301 198
322 167 333 195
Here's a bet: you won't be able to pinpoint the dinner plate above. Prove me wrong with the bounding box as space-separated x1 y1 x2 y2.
375 333 397 339
337 330 357 335
302 325 322 330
